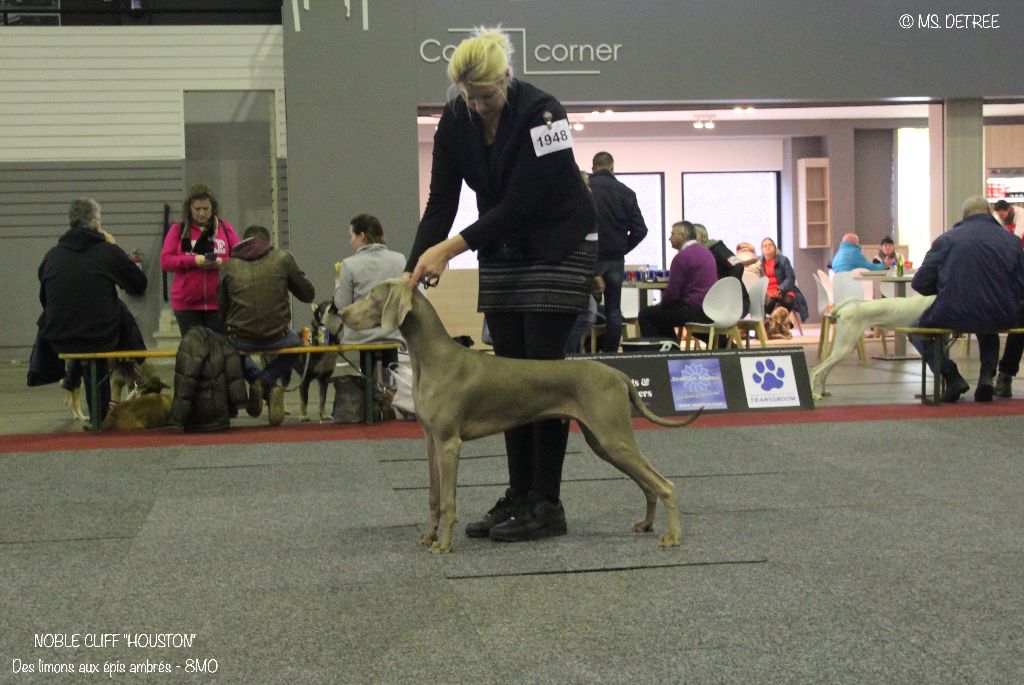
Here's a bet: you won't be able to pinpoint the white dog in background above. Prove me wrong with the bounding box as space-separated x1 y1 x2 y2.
809 295 936 399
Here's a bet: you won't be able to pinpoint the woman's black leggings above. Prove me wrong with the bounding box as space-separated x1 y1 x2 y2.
484 310 578 502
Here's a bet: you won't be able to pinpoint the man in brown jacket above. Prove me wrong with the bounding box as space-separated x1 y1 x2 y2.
218 224 315 425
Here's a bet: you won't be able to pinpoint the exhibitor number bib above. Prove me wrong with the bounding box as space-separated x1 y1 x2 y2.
530 118 574 157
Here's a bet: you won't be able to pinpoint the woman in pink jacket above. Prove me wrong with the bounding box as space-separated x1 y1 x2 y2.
160 184 239 336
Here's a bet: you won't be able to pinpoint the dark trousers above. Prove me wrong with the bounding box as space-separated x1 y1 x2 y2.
174 309 225 337
485 310 577 502
909 321 1000 382
638 300 708 339
999 333 1024 376
594 258 625 352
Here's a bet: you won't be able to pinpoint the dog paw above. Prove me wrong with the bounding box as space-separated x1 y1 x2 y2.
632 520 654 533
417 530 438 546
657 531 682 548
429 540 452 555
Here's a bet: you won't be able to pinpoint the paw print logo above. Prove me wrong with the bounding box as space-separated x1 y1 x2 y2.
752 359 785 391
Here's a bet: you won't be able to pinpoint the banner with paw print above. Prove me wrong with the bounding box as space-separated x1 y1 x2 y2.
739 357 801 408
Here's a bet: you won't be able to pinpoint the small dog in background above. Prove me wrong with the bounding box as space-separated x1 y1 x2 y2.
110 359 164 403
296 300 342 422
61 358 163 421
766 306 793 340
100 392 172 431
98 361 172 431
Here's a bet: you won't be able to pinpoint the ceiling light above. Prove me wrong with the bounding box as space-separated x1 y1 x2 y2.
693 120 704 129
704 120 715 129
572 122 584 131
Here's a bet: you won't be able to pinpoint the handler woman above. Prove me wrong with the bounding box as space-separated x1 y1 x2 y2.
406 28 597 543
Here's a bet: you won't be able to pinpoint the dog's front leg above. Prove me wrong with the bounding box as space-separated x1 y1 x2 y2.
429 434 462 555
417 437 441 547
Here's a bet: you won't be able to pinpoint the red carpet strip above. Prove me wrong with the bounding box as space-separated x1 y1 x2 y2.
2 401 1022 455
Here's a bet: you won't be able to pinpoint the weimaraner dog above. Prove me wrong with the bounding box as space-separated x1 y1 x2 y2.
809 294 935 399
341 279 701 554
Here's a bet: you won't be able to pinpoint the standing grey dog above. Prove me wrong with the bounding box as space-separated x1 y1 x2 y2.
341 279 700 554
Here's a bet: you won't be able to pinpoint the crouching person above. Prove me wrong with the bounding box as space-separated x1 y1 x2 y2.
218 225 315 425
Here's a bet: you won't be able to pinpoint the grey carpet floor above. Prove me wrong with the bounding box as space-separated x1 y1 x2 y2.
2 417 1023 683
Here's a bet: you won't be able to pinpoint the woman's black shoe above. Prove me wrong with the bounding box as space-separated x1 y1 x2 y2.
465 490 521 538
489 499 567 542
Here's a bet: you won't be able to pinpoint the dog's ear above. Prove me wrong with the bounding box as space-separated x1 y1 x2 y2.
380 280 413 332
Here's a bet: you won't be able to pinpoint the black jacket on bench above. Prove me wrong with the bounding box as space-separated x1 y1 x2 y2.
172 327 247 432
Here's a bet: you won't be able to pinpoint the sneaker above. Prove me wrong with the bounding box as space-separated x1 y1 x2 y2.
246 379 265 418
941 372 970 403
974 383 994 402
268 384 285 426
995 372 1013 398
465 490 521 538
489 498 567 542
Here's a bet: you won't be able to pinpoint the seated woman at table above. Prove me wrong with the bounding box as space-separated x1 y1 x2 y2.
760 237 808 323
872 236 900 269
333 213 407 372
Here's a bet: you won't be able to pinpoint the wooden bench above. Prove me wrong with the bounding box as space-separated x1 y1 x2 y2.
892 327 1024 405
59 342 402 431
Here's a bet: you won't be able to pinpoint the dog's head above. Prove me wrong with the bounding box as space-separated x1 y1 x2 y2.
312 299 342 340
341 278 412 333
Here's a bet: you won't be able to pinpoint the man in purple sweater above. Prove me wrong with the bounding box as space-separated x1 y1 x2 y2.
638 221 718 338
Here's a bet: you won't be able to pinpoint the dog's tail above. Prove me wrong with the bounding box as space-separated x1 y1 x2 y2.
627 379 703 428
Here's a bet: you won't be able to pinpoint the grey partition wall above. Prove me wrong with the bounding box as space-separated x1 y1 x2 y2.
282 0 1024 291
0 161 183 354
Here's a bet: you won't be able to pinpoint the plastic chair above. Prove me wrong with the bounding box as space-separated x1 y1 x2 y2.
822 271 868 361
736 276 769 348
814 272 835 360
682 277 743 350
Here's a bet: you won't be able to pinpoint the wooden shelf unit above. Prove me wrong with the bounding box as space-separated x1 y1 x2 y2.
798 157 831 248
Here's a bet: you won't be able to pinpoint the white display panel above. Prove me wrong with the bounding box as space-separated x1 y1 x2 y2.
617 172 666 268
682 172 780 253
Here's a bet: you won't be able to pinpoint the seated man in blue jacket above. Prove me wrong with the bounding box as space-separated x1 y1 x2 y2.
830 233 887 273
909 196 1024 402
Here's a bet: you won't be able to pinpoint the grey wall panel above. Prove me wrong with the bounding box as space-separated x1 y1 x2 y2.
277 156 288 249
854 129 897 243
1 160 183 360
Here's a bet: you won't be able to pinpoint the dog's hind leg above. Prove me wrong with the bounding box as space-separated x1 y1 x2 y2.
317 378 331 423
578 422 682 547
64 385 88 421
429 433 462 555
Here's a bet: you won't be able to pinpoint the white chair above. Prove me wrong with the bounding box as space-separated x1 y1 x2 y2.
741 270 761 294
824 271 868 361
736 275 769 348
814 272 835 360
682 277 743 350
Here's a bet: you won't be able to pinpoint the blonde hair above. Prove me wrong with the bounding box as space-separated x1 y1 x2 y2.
448 27 514 88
